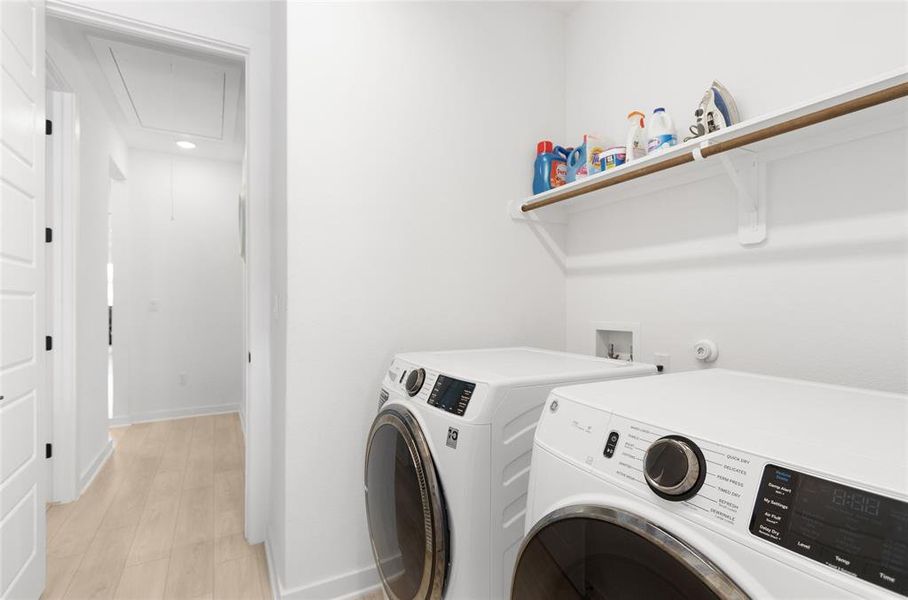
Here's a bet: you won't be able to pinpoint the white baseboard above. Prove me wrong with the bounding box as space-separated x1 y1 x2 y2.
238 408 247 443
79 439 113 494
108 403 240 426
279 562 380 600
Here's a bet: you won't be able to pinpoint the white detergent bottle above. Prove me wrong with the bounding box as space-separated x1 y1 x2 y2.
647 107 677 153
625 111 647 162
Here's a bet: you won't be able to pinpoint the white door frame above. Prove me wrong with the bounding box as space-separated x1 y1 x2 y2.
45 83 79 503
44 0 268 542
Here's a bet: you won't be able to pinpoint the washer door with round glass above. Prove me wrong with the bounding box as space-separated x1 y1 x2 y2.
511 506 749 600
365 406 448 600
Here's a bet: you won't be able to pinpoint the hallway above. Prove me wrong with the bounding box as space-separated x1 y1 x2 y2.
43 414 271 599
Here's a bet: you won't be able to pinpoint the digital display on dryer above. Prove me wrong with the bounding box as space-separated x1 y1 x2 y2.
427 375 475 417
750 465 908 596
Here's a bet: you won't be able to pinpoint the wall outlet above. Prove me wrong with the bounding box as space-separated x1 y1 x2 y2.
179 372 187 386
653 353 671 373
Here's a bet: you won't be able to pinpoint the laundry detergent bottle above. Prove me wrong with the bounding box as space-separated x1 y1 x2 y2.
647 107 677 153
532 140 568 194
625 111 647 162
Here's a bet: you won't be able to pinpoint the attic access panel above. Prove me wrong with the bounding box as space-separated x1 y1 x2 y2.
89 36 241 141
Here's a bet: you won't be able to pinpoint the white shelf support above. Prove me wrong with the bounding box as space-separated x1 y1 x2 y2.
716 150 766 246
507 198 569 271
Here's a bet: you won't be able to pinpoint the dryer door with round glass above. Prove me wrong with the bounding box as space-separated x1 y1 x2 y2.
365 406 448 600
511 506 749 600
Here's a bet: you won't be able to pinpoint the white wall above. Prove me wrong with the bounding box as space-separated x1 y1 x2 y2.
111 150 244 423
47 22 129 487
563 2 908 392
278 2 567 597
54 0 274 542
565 2 908 144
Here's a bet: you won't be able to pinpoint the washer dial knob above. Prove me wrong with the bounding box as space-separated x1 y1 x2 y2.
405 368 426 397
644 436 705 501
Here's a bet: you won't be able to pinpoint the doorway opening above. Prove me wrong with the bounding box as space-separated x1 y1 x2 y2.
107 168 124 421
42 10 264 598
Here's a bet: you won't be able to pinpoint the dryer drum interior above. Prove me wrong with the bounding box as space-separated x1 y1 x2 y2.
511 505 749 600
365 407 449 600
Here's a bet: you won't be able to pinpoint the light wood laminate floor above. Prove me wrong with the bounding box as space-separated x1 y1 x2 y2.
44 414 272 600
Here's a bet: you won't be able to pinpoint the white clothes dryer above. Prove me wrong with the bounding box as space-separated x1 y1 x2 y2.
512 369 908 599
364 347 656 600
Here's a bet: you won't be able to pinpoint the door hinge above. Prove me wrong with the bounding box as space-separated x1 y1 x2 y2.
46 336 53 351
248 352 251 364
46 120 52 135
46 443 53 459
45 227 53 243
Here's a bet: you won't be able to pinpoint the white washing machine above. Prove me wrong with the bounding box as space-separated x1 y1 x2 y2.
512 369 908 599
363 347 656 599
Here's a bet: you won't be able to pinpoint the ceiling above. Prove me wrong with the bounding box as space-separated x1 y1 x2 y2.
47 17 245 162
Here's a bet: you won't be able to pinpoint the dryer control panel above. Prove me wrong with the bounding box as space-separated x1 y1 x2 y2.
604 417 756 529
750 465 908 597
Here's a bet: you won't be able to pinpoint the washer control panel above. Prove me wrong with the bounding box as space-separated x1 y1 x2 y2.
386 360 480 418
427 374 476 417
750 465 908 597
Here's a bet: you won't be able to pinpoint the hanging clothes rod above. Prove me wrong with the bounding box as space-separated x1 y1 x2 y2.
521 81 908 213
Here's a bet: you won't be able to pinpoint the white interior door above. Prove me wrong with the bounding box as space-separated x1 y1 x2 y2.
1 1 47 599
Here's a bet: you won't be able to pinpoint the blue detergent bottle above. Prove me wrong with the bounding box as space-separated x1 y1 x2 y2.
533 140 569 194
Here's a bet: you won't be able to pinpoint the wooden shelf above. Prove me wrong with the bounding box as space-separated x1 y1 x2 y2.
511 69 908 245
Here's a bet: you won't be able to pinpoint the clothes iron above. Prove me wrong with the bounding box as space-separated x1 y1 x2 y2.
685 80 740 140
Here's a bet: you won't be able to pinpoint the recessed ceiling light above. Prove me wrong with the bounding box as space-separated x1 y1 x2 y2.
176 140 196 150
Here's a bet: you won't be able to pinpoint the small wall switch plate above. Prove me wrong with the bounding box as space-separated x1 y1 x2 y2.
179 372 187 386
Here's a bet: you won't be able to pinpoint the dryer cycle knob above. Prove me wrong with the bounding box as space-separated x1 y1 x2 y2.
643 436 705 501
405 368 426 397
